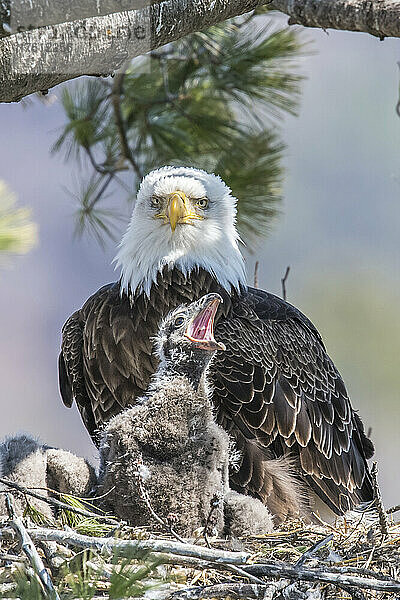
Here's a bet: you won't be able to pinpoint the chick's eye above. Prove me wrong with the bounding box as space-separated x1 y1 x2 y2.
174 316 185 328
196 198 209 209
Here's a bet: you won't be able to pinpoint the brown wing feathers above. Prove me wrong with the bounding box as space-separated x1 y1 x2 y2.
59 269 231 444
212 288 373 515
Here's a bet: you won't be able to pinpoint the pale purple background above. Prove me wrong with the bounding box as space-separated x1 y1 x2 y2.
1 27 399 505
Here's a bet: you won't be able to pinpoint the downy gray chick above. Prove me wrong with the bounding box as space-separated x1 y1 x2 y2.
0 434 96 519
99 293 275 536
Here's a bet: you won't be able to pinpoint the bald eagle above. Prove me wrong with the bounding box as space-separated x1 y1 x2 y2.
59 166 374 517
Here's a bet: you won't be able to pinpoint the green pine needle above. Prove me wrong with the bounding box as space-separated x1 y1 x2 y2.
0 181 38 256
54 13 305 246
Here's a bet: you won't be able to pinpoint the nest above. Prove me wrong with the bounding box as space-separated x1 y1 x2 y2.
0 483 399 600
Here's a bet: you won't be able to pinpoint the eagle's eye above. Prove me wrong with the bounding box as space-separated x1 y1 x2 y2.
196 197 209 209
151 196 162 208
174 316 185 328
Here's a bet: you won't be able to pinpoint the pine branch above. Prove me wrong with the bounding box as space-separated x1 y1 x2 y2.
0 477 120 525
111 69 142 179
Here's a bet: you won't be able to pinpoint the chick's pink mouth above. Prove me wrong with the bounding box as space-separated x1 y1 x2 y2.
185 298 226 351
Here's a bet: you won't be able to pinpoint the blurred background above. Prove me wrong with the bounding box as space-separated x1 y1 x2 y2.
0 21 399 506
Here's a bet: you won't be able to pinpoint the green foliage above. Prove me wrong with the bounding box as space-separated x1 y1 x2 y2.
0 181 38 256
59 494 118 536
0 566 44 600
54 13 304 246
0 548 166 599
108 555 164 599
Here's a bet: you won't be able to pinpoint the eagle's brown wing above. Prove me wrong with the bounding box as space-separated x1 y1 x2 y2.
212 287 374 515
59 269 231 445
59 283 158 444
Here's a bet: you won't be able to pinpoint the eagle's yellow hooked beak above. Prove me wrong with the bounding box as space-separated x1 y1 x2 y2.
167 191 190 232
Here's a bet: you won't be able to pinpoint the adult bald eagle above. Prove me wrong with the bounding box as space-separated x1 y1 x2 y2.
59 166 374 517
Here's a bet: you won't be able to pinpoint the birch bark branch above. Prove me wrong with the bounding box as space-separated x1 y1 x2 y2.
0 0 148 37
2 0 400 104
0 0 265 103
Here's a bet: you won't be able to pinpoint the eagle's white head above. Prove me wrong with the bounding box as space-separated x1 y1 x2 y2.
114 166 246 297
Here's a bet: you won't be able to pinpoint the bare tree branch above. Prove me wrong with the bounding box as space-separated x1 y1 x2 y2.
0 0 149 37
12 526 400 594
281 265 290 301
371 462 389 538
0 0 267 103
269 0 400 40
253 260 259 288
4 0 400 104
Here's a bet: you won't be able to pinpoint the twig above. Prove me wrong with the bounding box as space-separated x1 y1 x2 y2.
112 68 142 179
338 585 367 600
387 503 400 514
87 172 115 211
243 562 400 593
134 464 187 545
294 533 333 567
85 145 114 175
0 477 119 525
203 494 222 549
168 582 282 600
281 265 290 301
25 527 251 564
247 561 397 581
396 62 400 118
95 553 264 585
0 552 28 563
5 495 60 600
253 260 259 288
371 462 389 538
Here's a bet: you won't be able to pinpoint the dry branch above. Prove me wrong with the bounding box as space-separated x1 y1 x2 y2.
25 526 251 564
270 0 400 39
0 477 119 525
5 495 60 600
245 561 400 593
4 0 400 103
0 0 150 36
168 582 285 599
281 265 290 301
371 462 389 538
0 0 267 103
22 525 400 594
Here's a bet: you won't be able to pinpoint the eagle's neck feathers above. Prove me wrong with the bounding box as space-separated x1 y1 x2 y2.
114 215 246 298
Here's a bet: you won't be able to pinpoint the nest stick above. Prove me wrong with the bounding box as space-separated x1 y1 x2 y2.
26 526 251 564
0 477 119 525
5 495 60 600
22 526 400 593
371 462 389 538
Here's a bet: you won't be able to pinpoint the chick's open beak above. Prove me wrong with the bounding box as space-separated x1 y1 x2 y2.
185 295 226 352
